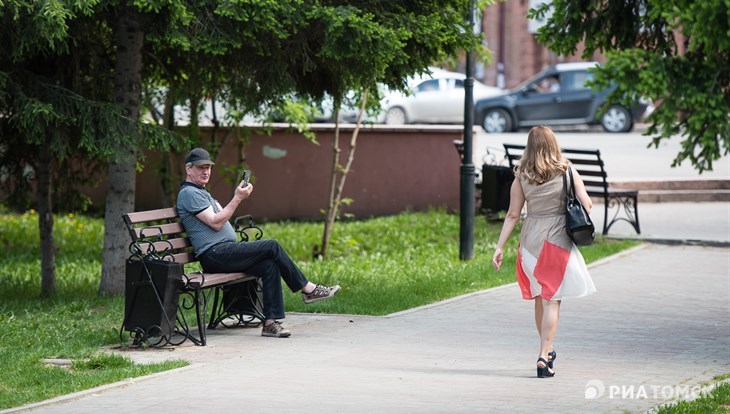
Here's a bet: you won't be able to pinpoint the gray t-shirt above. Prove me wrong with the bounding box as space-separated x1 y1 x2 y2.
176 182 237 257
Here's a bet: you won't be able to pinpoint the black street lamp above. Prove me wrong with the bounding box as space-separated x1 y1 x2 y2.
459 0 476 260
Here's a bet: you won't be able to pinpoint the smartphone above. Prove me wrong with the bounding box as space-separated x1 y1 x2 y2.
241 170 251 188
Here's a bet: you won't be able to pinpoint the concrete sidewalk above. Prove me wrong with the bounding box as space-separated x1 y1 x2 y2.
8 242 729 414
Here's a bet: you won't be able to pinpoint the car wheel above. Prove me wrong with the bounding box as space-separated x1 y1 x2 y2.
600 105 632 133
384 107 407 125
481 109 512 133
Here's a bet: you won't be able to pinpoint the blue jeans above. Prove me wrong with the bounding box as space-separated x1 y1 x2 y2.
198 239 309 320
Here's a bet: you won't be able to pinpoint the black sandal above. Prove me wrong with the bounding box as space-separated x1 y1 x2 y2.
537 357 555 378
548 350 557 369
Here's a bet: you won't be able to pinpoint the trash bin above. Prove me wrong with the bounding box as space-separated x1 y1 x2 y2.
123 259 184 338
481 164 514 216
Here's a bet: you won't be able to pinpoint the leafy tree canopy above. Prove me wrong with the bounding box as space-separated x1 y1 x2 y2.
0 0 188 156
0 0 189 210
141 0 484 127
0 0 486 212
529 0 729 172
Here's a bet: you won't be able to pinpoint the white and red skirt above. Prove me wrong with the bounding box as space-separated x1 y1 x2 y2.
516 240 597 300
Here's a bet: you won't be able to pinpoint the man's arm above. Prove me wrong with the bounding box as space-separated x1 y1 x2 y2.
196 183 253 231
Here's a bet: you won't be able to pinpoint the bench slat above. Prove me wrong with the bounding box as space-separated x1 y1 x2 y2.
133 222 186 240
125 207 179 224
172 251 196 263
583 180 608 188
186 272 256 289
562 148 604 156
575 170 606 178
566 159 603 167
157 237 191 250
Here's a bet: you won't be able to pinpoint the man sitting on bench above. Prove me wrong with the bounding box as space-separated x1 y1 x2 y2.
176 148 341 338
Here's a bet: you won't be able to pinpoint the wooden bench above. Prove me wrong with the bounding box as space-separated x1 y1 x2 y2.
503 144 640 236
121 207 264 347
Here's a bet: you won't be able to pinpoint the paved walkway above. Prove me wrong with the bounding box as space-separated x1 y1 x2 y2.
593 202 730 245
8 240 729 413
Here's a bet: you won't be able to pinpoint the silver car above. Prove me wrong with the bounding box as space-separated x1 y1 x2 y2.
379 69 503 125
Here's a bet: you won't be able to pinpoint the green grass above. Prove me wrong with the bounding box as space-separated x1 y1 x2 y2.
269 211 638 315
656 374 730 413
0 212 188 409
0 209 637 410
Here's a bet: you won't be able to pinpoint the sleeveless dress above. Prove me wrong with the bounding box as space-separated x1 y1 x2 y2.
516 174 596 301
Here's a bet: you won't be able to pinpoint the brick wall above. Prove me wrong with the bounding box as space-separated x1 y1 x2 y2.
479 1 603 89
84 125 467 221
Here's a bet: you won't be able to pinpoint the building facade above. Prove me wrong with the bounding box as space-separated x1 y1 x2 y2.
477 0 603 89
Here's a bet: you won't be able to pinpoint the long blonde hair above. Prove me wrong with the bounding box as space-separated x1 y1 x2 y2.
516 125 569 184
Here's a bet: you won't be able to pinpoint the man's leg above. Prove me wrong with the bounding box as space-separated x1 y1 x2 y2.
199 240 296 320
256 239 309 292
199 239 339 319
240 240 340 304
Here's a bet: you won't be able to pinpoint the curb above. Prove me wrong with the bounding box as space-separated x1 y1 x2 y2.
607 236 730 248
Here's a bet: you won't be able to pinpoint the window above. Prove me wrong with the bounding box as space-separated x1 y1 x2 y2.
417 79 440 92
562 71 594 91
535 75 560 93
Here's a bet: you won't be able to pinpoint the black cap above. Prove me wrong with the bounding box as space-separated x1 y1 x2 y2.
185 148 215 165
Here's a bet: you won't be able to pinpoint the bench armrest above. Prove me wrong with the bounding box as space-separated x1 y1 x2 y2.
233 215 264 242
128 226 176 260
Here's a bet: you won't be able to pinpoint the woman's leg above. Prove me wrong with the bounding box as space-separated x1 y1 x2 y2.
537 298 561 370
534 297 543 336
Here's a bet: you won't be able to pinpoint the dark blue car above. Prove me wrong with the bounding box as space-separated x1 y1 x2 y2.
475 62 649 133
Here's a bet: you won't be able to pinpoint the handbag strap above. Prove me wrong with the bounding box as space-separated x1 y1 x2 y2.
563 166 577 201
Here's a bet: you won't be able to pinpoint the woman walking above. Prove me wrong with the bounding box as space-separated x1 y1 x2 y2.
492 125 596 378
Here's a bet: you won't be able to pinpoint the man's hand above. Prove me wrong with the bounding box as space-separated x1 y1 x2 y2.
197 183 253 231
235 182 253 201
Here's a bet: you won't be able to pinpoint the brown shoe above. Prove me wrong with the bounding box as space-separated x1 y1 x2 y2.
262 321 290 338
302 284 341 304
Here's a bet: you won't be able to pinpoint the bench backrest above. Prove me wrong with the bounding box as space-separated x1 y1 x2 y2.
503 144 610 199
123 207 197 264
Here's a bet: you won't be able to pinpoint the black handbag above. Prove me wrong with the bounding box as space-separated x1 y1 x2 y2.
563 166 595 246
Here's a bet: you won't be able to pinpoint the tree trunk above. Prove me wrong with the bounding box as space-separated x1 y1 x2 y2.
332 91 367 210
320 92 368 258
99 5 144 295
320 106 342 258
158 85 177 208
37 145 56 297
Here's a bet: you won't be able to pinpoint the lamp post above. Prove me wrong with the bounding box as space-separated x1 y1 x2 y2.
459 0 476 260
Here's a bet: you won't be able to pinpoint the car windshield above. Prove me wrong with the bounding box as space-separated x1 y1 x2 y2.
511 71 550 92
